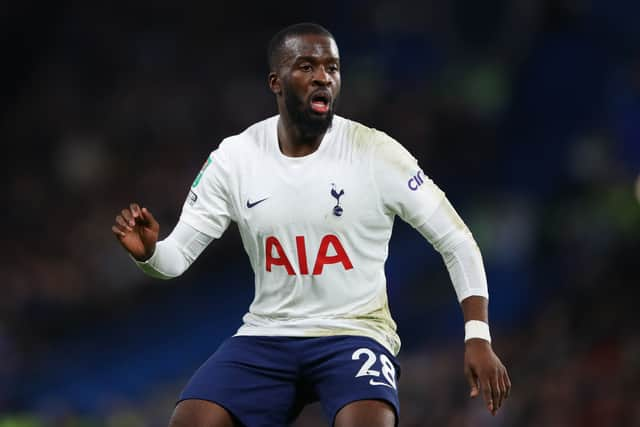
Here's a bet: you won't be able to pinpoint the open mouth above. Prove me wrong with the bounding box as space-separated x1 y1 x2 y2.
310 92 331 114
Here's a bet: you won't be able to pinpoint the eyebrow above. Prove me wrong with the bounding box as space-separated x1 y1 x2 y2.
294 55 340 63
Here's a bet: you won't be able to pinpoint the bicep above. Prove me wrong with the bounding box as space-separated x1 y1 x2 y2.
180 149 235 239
371 137 444 226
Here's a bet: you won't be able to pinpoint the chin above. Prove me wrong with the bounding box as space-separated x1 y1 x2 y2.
301 110 333 135
284 91 335 137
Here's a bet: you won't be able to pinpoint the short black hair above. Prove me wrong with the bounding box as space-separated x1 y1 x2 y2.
267 22 335 71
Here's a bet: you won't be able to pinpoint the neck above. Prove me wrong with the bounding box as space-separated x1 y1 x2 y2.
277 112 327 157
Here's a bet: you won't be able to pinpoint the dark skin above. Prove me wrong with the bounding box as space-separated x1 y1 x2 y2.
112 33 510 427
462 296 511 415
269 33 341 157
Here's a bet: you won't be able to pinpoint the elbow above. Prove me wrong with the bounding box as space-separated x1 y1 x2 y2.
434 227 474 254
138 265 184 280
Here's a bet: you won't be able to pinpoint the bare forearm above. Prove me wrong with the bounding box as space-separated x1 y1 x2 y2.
461 295 488 323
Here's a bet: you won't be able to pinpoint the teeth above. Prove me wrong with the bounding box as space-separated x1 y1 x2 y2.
311 101 329 113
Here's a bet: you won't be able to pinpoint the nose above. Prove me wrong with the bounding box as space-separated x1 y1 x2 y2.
312 66 332 86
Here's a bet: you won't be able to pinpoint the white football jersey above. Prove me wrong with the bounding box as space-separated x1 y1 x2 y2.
180 115 445 354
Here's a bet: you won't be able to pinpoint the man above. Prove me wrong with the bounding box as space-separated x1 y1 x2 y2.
112 23 510 427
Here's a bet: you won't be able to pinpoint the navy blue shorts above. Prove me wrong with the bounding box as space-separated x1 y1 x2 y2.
178 335 401 426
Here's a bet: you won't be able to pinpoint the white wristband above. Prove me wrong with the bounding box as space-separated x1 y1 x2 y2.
464 320 491 343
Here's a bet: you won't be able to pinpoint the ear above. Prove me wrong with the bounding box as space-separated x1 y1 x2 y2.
268 72 282 95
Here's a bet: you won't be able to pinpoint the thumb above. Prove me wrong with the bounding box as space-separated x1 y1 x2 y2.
466 367 479 398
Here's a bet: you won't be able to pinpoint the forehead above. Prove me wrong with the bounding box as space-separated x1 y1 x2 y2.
281 34 339 64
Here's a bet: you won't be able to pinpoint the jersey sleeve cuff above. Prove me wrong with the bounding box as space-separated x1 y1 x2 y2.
179 211 223 239
456 289 489 303
405 191 446 230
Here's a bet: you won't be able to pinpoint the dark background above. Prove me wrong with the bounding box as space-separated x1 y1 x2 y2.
1 0 639 426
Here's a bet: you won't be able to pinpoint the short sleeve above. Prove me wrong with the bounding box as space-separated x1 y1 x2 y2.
179 146 235 238
371 134 445 228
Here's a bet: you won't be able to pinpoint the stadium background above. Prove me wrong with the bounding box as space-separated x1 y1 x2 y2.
1 0 639 425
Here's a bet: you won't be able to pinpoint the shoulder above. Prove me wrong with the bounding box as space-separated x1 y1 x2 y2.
334 115 393 146
335 116 416 165
214 115 278 160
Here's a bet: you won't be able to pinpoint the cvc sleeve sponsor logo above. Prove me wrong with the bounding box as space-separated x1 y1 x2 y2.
407 169 425 191
186 190 198 206
192 157 212 188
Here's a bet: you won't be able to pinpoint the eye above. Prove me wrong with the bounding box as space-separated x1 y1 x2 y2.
300 64 313 72
328 64 339 73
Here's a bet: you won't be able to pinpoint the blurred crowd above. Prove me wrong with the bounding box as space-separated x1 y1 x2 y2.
1 0 639 425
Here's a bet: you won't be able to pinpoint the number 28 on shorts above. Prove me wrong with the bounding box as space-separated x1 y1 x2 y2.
352 347 397 389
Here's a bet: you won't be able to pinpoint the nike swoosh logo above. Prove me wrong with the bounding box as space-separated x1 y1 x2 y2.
246 197 269 208
369 379 394 388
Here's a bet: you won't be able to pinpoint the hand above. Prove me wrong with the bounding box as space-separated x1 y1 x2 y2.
464 339 511 416
111 203 159 261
